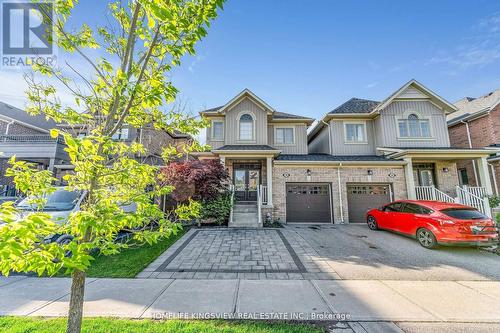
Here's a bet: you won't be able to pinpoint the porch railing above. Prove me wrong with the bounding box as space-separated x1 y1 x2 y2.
261 185 268 205
415 186 455 203
257 185 263 226
0 135 63 144
456 186 492 217
461 185 486 199
228 185 235 225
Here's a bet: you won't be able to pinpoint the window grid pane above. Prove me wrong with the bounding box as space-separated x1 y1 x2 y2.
212 122 223 140
346 124 365 142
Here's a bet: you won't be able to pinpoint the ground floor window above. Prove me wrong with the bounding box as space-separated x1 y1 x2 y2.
458 168 469 185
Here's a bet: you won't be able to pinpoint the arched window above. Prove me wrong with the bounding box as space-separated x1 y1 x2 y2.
239 113 254 140
398 113 430 138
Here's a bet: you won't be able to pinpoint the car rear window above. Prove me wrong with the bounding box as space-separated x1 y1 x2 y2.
440 208 487 220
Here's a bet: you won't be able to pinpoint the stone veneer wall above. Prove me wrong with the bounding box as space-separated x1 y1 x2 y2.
271 165 407 224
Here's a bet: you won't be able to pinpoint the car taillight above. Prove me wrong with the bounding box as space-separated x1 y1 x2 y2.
438 219 455 226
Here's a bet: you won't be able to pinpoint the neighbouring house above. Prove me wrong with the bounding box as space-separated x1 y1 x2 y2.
57 123 193 165
197 81 498 226
447 89 500 195
0 101 193 193
0 101 70 194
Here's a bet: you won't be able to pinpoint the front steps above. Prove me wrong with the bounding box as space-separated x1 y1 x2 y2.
229 203 262 228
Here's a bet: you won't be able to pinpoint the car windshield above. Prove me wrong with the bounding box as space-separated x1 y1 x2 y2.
16 189 81 211
440 208 487 220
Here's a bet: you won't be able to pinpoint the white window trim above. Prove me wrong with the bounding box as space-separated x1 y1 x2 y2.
237 111 256 142
395 111 434 141
211 120 224 141
343 121 368 144
274 125 296 146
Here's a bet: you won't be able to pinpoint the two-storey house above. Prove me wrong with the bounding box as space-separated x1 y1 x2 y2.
199 81 497 226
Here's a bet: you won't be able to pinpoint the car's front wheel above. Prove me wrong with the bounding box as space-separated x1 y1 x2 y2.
367 215 378 230
416 228 437 249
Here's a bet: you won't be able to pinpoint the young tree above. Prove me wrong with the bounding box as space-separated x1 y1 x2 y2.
0 1 224 332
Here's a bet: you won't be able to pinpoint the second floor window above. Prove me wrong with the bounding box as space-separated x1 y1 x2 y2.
344 123 366 143
112 128 129 140
275 127 294 144
398 114 431 138
239 113 254 140
211 121 224 140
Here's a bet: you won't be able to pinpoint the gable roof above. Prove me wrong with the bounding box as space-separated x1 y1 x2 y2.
308 79 457 141
0 101 57 132
328 98 380 114
216 88 275 114
199 89 313 124
373 79 458 114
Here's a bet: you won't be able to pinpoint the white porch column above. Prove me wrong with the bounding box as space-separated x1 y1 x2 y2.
477 157 493 195
404 157 416 199
266 156 273 206
220 155 225 167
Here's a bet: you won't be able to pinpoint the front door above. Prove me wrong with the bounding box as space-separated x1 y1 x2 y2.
234 169 260 202
413 163 436 187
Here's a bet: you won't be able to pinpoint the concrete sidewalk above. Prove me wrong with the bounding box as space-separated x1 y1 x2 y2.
1 276 500 323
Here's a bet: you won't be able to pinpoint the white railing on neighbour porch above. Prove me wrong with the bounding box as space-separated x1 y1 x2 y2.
229 185 235 224
456 186 492 217
261 185 268 205
461 185 487 199
415 186 455 203
257 185 263 226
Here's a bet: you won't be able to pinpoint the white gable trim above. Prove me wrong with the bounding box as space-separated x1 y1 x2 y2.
216 89 275 115
373 79 458 114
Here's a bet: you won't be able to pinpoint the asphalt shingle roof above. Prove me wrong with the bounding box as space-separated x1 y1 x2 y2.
275 154 392 161
0 101 57 131
328 98 380 114
200 107 311 120
272 111 312 120
216 145 277 151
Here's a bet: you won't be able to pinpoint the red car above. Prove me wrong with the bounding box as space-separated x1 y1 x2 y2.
366 200 498 249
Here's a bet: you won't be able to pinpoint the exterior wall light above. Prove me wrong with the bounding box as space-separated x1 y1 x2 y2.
306 169 312 176
367 169 374 175
442 168 449 173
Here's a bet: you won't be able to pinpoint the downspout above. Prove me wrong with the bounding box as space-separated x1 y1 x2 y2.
5 120 14 135
461 120 479 184
337 162 344 224
488 162 499 195
321 120 332 155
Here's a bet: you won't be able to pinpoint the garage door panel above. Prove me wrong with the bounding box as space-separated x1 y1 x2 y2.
347 184 391 223
286 183 332 223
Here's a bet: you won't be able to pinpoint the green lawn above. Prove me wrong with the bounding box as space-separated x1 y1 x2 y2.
57 228 187 278
0 317 323 333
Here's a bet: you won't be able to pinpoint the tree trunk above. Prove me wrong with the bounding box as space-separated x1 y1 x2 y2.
66 269 86 333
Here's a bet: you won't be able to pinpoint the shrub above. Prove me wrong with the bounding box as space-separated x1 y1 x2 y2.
159 159 229 202
200 191 232 225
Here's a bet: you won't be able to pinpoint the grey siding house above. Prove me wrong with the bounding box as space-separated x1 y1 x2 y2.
199 81 497 225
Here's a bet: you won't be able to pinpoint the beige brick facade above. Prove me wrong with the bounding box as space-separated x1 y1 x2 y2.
271 165 407 224
433 161 459 197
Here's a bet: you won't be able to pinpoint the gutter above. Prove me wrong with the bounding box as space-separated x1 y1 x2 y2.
488 162 499 195
321 120 332 155
4 120 15 134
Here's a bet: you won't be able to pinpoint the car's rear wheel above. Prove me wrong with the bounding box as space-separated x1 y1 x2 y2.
367 215 378 230
416 228 437 249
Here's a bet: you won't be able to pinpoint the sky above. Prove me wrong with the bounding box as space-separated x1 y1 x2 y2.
1 0 500 139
